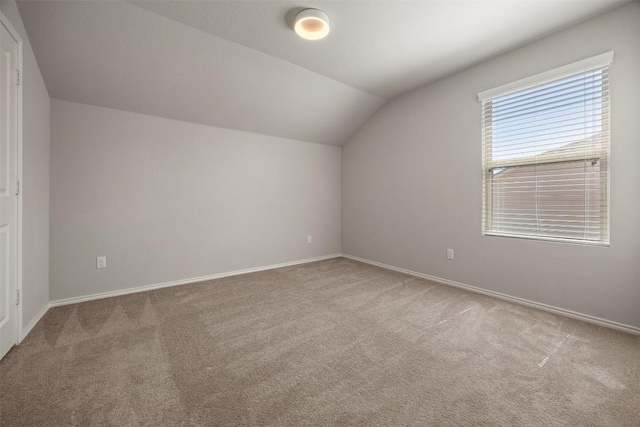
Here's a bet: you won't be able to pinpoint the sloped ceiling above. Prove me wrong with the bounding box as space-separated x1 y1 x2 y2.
18 0 627 146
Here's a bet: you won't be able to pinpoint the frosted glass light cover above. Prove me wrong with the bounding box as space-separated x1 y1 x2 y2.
294 9 330 40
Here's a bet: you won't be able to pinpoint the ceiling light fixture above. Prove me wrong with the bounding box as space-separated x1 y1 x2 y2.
294 9 330 40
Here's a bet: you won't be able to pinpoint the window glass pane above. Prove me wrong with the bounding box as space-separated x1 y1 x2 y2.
490 70 605 163
489 160 605 241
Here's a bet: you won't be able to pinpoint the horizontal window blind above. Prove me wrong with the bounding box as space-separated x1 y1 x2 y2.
480 53 612 245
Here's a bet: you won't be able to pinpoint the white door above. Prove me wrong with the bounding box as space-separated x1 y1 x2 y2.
0 21 19 360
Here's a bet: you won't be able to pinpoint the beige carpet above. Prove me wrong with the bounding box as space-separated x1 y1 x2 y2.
1 257 639 426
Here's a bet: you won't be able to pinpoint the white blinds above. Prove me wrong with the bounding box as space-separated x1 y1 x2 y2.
480 53 613 245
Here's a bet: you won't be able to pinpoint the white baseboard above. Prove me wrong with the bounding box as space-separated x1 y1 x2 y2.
50 254 342 308
20 302 51 343
342 254 640 335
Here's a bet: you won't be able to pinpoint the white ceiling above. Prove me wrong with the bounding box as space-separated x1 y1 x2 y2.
18 0 627 145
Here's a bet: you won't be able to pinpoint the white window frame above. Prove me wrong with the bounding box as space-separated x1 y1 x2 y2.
478 52 614 246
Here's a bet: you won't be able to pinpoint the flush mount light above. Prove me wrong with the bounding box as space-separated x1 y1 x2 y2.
294 9 330 40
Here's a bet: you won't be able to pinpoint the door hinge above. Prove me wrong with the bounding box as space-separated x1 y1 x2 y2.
16 290 20 306
16 180 20 196
16 69 21 86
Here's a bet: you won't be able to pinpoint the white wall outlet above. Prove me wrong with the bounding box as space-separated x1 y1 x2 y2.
96 256 107 269
307 235 312 244
446 249 454 260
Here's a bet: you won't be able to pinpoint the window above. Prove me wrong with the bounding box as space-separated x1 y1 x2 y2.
479 52 613 245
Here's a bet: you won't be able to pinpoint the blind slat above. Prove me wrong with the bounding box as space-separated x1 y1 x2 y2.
487 93 608 122
490 119 605 141
482 102 609 127
491 74 606 108
491 82 607 116
484 114 605 136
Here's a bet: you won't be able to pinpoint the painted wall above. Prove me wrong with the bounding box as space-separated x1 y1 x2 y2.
0 0 51 336
342 3 640 328
50 100 341 301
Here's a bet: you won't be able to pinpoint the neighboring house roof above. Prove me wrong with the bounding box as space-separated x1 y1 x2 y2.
493 133 604 177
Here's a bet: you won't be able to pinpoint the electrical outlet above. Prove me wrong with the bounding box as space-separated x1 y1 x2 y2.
96 256 107 269
307 235 312 244
446 249 454 260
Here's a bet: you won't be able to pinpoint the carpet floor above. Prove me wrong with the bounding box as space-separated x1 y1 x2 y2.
1 257 639 426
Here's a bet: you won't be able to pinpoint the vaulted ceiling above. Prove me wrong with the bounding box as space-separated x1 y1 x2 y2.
18 0 627 146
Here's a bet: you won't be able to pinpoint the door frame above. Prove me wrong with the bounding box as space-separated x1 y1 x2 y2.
0 10 23 345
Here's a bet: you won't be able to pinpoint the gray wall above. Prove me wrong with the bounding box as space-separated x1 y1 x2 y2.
342 3 640 328
50 100 341 301
1 0 51 334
